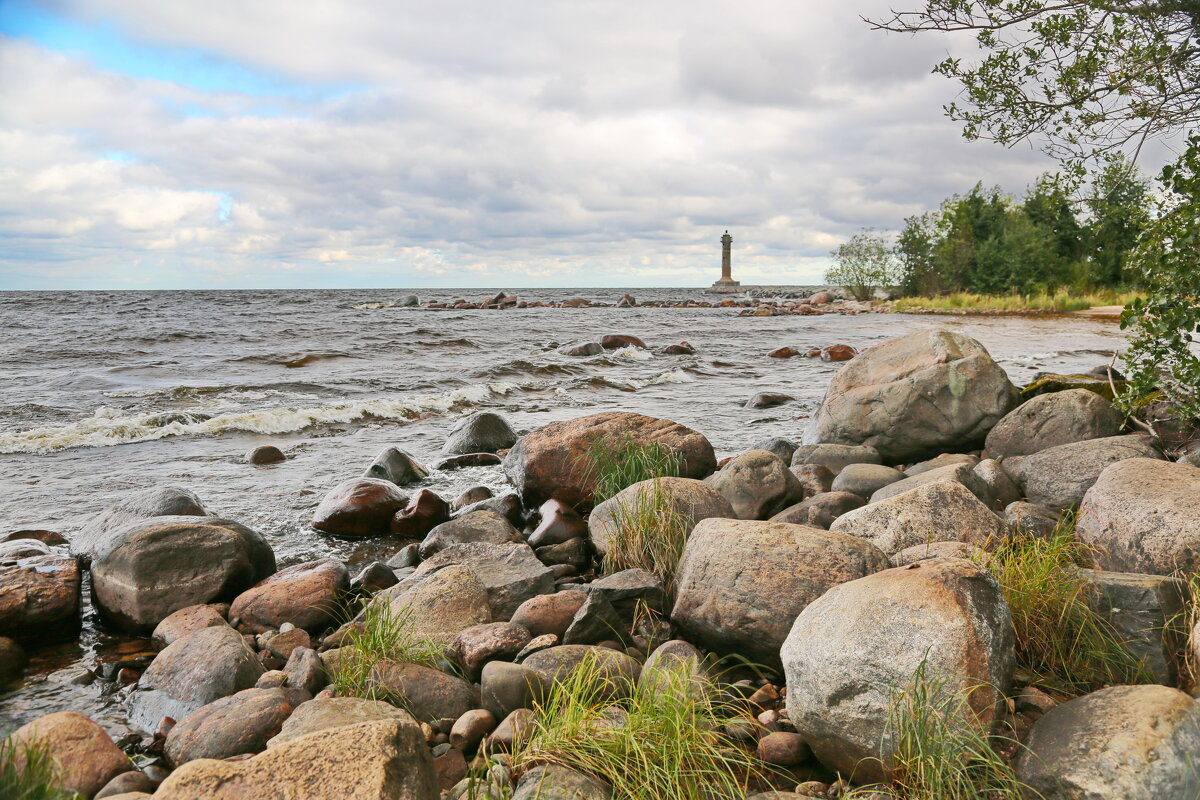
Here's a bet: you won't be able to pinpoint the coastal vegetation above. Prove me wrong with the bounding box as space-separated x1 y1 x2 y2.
583 435 681 505
891 288 1140 314
0 736 76 800
328 599 446 700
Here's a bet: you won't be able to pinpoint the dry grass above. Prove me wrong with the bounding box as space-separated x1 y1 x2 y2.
892 288 1141 313
602 478 692 598
583 434 681 505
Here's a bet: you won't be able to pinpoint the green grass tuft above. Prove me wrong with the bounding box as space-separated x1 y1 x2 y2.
510 652 766 800
328 598 447 699
972 517 1150 696
0 736 79 800
602 478 692 599
583 434 681 505
847 659 1026 800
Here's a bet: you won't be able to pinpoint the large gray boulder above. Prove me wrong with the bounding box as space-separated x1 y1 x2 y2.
1015 685 1200 800
130 624 264 733
1077 458 1200 575
502 411 716 510
704 450 805 520
831 480 1005 556
985 388 1124 459
91 516 275 633
443 411 518 455
1079 569 1189 685
1012 434 1163 510
418 511 521 559
74 485 207 557
782 558 1014 783
409 542 555 620
672 519 890 672
869 461 994 505
804 330 1018 463
363 447 428 487
588 477 735 558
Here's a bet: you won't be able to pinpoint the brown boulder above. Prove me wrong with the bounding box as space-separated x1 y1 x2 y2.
165 688 296 766
768 347 801 358
151 604 228 649
528 499 588 548
599 334 647 350
390 490 451 539
0 553 80 639
768 491 865 530
820 344 856 362
310 478 409 537
509 591 588 638
229 559 349 634
367 661 478 723
8 711 132 798
502 412 716 510
450 622 532 680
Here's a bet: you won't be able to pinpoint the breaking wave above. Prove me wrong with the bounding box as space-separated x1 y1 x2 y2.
0 382 521 454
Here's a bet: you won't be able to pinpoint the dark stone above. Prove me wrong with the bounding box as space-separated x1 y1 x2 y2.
351 561 399 593
452 486 493 512
745 392 794 409
311 478 409 537
599 335 647 350
432 453 503 470
750 437 799 465
246 445 286 465
769 491 866 530
419 511 522 560
362 447 428 486
391 489 451 539
528 499 588 548
453 492 525 528
443 412 518 455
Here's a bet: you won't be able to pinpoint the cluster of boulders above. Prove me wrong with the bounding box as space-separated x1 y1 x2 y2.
4 327 1200 799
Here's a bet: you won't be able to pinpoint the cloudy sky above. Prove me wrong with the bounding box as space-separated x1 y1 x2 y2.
0 0 1062 290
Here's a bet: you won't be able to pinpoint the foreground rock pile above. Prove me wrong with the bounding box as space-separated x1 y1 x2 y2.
3 328 1200 799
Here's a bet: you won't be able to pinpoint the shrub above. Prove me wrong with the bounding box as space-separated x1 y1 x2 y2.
972 518 1149 696
328 599 446 699
582 434 681 505
827 228 900 301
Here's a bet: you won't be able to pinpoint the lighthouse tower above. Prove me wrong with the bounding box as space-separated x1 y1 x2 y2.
710 230 740 290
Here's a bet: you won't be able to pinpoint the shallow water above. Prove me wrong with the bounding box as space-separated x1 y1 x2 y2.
0 287 1128 736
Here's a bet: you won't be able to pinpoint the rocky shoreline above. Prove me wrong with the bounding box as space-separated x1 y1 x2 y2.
3 328 1199 799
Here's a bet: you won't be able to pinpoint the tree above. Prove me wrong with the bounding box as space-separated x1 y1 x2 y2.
1086 156 1151 285
1120 135 1200 420
897 212 939 295
826 229 900 300
867 2 1200 175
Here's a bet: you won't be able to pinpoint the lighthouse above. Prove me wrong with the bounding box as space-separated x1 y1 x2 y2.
710 230 740 290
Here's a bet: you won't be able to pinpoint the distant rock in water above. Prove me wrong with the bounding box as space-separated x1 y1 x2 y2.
599 334 647 350
363 447 428 486
442 411 517 455
558 341 603 356
246 445 285 465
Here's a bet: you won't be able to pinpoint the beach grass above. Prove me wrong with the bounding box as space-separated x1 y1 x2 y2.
0 736 79 800
583 434 681 505
892 288 1141 314
846 659 1025 800
328 598 446 699
509 653 766 800
971 518 1149 696
601 478 692 598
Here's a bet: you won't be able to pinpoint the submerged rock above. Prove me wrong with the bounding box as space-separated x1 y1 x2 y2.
391 489 451 539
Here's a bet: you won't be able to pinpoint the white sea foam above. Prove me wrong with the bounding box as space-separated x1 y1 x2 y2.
0 382 520 454
610 346 653 361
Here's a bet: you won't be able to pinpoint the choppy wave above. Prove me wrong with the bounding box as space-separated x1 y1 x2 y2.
476 360 587 379
231 351 357 368
102 382 330 402
0 382 520 454
583 368 696 392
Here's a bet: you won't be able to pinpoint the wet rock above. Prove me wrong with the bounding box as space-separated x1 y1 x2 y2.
453 486 493 512
363 446 429 487
768 346 801 358
351 561 399 593
672 519 890 672
820 344 856 362
312 478 409 536
367 661 478 722
156 719 438 799
151 604 228 649
588 569 665 617
768 491 864 530
246 445 285 465
433 453 503 469
1079 569 1189 684
419 511 522 559
165 687 295 766
783 558 1014 783
745 392 794 409
790 443 881 476
589 477 734 557
0 538 51 559
92 516 274 633
986 388 1125 459
1012 434 1163 510
535 538 590 570
750 437 799 465
373 563 492 648
451 623 532 680
7 711 132 798
411 542 555 620
76 485 207 557
523 645 641 700
388 489 451 540
1016 685 1200 800
229 558 349 634
528 499 588 548
869 461 993 505
0 552 80 639
503 411 716 510
1003 500 1060 538
266 695 414 748
706 450 805 520
453 492 525 528
1077 458 1200 575
443 411 518 455
481 661 548 718
509 591 588 638
282 646 327 694
830 463 904 497
973 458 1021 510
789 463 834 499
659 341 695 355
599 334 647 350
830 480 1005 556
559 341 604 356
450 709 497 751
129 624 265 733
0 636 27 685
804 329 1018 463
514 764 613 799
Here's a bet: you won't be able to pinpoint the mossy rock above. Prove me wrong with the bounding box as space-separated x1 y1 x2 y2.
1021 373 1128 400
